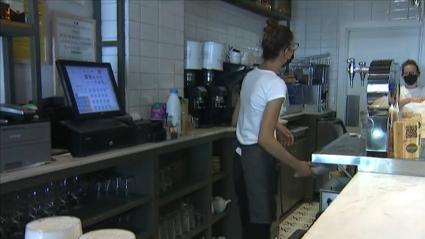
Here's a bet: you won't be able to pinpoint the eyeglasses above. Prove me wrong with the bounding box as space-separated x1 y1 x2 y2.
403 71 419 76
292 42 299 51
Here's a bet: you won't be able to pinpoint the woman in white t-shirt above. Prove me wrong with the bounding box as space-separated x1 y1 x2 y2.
231 19 313 239
399 59 424 108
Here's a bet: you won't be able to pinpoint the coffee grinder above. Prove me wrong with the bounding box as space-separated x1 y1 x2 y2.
215 62 250 125
196 69 227 128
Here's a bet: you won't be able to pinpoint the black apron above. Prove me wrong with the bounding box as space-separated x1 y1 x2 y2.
239 144 280 224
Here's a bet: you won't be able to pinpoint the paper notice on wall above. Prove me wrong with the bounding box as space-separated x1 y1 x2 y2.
52 12 96 95
55 17 94 61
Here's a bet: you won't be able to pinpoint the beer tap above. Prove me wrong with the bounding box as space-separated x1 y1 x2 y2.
347 58 369 88
347 58 356 88
358 61 369 86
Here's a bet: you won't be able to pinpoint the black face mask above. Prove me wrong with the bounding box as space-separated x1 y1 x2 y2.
282 54 294 68
404 74 418 85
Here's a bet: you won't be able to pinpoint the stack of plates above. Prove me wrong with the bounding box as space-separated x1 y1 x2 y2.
212 156 221 174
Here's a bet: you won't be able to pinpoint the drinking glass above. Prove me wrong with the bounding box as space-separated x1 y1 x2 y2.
180 202 190 234
195 211 206 226
43 183 57 216
165 167 173 192
104 178 113 199
159 169 167 194
28 189 43 220
166 214 176 239
113 177 123 196
159 217 168 239
57 179 72 213
173 210 183 237
92 180 104 202
70 176 83 209
122 176 136 197
189 204 196 229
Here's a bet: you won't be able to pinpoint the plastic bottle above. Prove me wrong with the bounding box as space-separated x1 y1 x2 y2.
166 89 182 138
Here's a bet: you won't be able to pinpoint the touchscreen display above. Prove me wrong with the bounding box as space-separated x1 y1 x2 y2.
65 65 120 114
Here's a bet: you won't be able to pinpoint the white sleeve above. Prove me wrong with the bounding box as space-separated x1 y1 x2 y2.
265 78 287 102
399 86 407 100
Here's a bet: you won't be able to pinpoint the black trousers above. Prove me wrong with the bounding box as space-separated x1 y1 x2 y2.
233 152 271 239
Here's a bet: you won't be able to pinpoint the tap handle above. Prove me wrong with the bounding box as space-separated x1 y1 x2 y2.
347 58 355 64
359 61 366 68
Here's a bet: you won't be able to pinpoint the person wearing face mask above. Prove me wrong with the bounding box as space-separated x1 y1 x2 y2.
399 59 424 108
231 19 313 239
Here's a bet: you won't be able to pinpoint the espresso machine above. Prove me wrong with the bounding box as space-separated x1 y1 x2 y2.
347 58 400 155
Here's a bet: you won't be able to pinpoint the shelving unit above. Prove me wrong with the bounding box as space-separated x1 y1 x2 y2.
0 19 35 36
75 195 151 228
0 0 41 105
0 131 239 239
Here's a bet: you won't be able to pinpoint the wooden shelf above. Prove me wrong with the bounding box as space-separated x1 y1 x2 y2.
0 19 36 37
159 181 208 206
64 194 152 228
212 172 227 183
221 0 291 21
181 224 209 239
212 211 230 225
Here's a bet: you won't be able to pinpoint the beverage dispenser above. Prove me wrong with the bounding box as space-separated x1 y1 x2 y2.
347 58 400 155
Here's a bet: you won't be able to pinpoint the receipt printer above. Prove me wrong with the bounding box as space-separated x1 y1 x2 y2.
0 120 51 172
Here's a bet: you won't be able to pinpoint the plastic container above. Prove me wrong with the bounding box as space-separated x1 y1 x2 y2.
202 42 224 70
185 41 202 69
166 89 182 138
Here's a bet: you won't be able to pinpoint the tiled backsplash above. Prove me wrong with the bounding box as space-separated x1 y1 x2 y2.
290 0 417 110
184 0 266 50
125 0 185 120
126 0 267 120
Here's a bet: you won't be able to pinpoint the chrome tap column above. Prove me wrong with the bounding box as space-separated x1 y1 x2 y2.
347 58 400 155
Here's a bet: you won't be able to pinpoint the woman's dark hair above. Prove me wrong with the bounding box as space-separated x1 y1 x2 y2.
401 59 420 74
261 19 294 61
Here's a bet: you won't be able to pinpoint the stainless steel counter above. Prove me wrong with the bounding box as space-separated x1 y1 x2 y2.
312 133 425 177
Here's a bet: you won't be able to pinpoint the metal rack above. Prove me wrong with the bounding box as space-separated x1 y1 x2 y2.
0 0 41 106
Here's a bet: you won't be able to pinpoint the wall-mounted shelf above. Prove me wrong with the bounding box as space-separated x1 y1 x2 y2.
0 19 35 36
221 0 291 21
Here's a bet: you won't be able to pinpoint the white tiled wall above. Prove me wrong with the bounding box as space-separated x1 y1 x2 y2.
184 0 266 50
125 0 185 120
290 0 418 110
125 0 267 120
